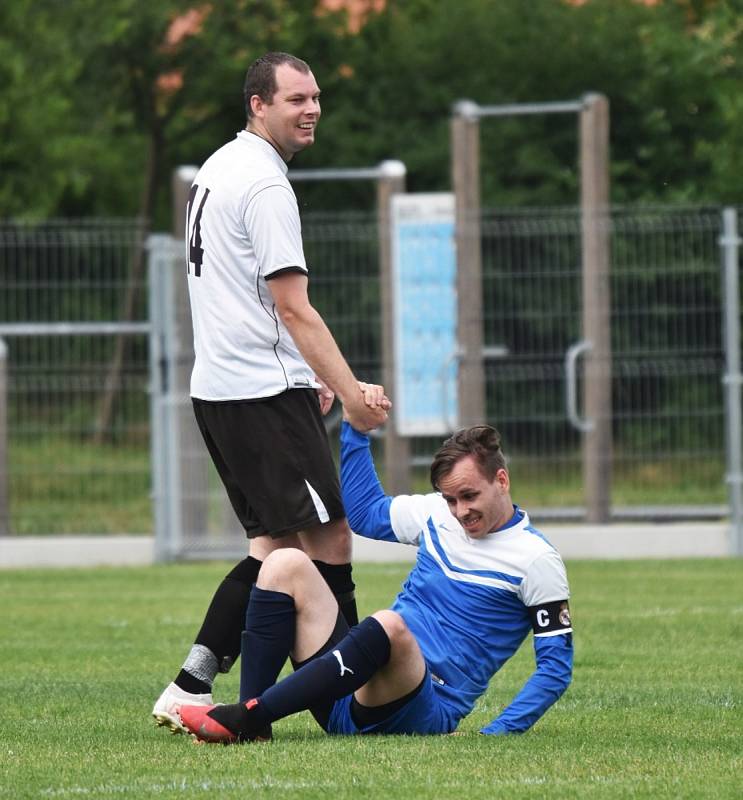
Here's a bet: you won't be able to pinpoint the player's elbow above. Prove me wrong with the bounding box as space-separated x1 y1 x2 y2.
537 668 571 701
554 667 572 696
343 499 370 536
536 658 572 699
275 298 314 328
536 634 573 697
548 653 573 696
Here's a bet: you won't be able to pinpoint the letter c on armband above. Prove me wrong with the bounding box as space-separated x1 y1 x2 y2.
528 600 573 637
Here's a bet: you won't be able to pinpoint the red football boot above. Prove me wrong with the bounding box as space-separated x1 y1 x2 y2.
180 704 237 743
181 699 271 745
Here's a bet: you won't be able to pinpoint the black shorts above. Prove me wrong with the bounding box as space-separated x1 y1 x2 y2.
192 389 345 539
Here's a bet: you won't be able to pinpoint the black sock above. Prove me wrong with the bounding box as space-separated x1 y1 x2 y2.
313 560 358 627
208 616 391 739
175 670 212 696
175 556 262 694
239 587 295 702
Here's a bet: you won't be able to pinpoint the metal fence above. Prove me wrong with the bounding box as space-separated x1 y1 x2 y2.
479 206 729 519
0 208 739 556
0 219 151 534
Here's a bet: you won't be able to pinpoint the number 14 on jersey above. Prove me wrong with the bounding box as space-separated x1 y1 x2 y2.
186 183 210 277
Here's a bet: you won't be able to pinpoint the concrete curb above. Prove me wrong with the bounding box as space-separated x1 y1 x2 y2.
0 536 155 569
0 523 732 569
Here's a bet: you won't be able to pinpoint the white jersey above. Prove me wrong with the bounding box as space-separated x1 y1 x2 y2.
185 131 316 400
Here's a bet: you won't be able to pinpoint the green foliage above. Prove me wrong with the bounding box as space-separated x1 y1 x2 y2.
312 0 743 208
0 560 741 798
2 0 743 218
0 0 353 223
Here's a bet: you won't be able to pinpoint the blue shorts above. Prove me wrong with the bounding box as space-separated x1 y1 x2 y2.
325 674 460 736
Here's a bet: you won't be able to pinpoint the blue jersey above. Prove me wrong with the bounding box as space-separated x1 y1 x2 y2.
340 422 573 734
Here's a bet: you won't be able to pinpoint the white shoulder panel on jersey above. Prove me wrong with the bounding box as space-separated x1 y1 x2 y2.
388 493 434 546
519 548 570 607
390 496 569 597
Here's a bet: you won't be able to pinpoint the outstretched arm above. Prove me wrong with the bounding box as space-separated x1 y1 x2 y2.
269 272 387 432
340 421 397 542
480 633 573 735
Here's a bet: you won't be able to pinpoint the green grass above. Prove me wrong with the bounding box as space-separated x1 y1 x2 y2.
9 437 152 534
5 436 728 535
1 560 741 799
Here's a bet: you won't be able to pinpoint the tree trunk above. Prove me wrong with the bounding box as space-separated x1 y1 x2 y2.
92 126 161 444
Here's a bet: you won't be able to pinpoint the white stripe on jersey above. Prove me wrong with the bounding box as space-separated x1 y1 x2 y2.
420 521 521 593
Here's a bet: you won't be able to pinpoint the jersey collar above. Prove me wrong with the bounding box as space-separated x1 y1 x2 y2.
236 130 289 175
493 505 525 534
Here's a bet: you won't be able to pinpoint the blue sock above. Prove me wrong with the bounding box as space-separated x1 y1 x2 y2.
239 587 295 702
259 616 391 721
209 616 391 738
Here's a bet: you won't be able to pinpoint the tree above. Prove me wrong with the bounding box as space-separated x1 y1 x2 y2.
297 0 743 208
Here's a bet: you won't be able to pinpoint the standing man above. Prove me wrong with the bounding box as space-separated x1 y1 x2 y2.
153 52 389 733
180 420 573 742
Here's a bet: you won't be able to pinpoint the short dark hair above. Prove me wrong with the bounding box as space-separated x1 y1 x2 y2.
430 425 507 491
243 52 311 119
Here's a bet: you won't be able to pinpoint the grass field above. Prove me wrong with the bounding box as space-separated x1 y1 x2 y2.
1 560 741 799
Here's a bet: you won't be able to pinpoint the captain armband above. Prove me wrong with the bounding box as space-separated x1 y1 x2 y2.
528 600 572 637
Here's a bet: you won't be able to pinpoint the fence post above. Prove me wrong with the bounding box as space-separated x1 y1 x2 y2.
0 338 7 535
171 166 209 553
377 161 410 493
721 207 743 556
148 236 174 560
580 94 612 523
451 102 485 427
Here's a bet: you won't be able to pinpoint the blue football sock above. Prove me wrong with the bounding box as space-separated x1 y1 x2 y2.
258 616 391 722
239 587 296 702
211 616 391 740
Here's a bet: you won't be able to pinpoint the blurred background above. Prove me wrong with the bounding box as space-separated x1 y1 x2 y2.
1 0 741 559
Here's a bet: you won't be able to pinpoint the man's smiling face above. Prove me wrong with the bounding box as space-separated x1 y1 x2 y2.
250 63 321 161
437 455 513 539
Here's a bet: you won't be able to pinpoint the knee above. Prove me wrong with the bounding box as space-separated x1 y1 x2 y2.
371 610 412 648
258 547 313 591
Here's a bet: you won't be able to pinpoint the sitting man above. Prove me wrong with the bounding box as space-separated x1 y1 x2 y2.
181 418 573 741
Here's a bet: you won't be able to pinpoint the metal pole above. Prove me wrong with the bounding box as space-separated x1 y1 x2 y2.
0 322 150 336
147 235 171 561
721 207 742 556
473 100 583 117
580 93 612 523
0 338 8 535
451 106 485 427
376 161 410 493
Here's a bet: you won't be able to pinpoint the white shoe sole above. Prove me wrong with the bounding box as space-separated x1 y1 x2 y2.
153 710 188 735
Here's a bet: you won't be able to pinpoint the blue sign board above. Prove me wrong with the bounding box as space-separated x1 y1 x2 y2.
391 193 457 435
